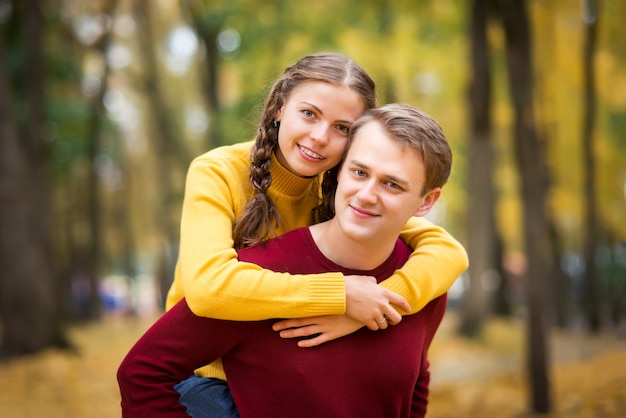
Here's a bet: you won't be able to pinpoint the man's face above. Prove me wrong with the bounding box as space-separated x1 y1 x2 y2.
333 120 440 245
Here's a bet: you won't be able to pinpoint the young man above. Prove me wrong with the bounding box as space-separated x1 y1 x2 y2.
117 103 455 418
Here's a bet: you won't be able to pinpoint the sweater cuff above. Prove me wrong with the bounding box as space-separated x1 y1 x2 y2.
307 273 346 315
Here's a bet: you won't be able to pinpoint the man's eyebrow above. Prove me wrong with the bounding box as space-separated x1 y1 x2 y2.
384 174 411 188
349 159 370 170
349 159 411 188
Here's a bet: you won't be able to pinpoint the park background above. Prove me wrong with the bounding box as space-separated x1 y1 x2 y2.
1 0 625 417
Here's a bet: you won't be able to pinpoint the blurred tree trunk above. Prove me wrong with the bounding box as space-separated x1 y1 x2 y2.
85 57 104 320
581 0 601 333
548 220 572 328
0 0 67 356
379 0 397 104
459 0 498 337
606 235 626 329
185 4 223 149
491 236 512 317
114 150 138 313
82 0 117 320
134 0 185 305
532 0 571 329
496 0 552 413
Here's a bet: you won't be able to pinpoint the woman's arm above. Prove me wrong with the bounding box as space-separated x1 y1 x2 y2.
117 299 242 417
272 219 464 344
169 146 410 324
168 148 345 320
384 216 467 314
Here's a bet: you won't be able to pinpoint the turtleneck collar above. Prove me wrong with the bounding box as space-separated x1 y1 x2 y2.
269 153 319 196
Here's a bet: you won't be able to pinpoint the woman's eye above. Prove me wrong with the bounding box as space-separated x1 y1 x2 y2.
303 110 314 118
337 125 349 134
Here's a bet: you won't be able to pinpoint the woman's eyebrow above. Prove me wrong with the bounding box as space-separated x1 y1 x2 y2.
299 101 355 125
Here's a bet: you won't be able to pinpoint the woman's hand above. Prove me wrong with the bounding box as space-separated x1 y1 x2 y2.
272 315 364 348
344 275 411 330
272 276 411 347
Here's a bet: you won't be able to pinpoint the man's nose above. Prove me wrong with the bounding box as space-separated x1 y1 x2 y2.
356 180 378 204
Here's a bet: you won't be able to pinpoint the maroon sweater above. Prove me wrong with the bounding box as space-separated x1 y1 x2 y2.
118 227 447 418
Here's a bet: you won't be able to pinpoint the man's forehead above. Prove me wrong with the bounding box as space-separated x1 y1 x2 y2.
346 121 424 181
349 121 388 150
347 121 407 162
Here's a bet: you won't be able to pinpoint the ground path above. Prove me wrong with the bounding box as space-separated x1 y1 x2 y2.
1 312 625 417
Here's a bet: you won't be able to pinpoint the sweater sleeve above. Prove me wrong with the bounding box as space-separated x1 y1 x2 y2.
380 217 468 314
117 299 242 417
167 152 345 320
411 357 430 418
411 294 448 417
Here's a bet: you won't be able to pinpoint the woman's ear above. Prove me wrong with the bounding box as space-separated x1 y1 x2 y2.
414 188 441 217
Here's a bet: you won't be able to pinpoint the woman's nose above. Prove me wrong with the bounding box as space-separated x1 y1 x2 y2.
310 123 330 145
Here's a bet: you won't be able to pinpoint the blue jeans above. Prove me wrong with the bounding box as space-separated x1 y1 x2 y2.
174 375 240 418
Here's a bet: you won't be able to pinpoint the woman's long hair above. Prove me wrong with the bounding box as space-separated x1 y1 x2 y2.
233 53 377 248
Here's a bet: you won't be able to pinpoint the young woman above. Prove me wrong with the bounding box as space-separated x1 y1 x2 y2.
161 53 468 417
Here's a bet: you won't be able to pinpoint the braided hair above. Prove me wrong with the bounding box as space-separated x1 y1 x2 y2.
233 53 377 248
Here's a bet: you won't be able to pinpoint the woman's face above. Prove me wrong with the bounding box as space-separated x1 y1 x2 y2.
274 81 366 177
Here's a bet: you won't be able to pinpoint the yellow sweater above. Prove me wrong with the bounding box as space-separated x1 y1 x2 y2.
165 141 468 380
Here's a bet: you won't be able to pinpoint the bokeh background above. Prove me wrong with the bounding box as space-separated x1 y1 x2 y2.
1 0 625 417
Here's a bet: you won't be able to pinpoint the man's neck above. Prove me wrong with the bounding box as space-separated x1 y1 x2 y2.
309 220 397 271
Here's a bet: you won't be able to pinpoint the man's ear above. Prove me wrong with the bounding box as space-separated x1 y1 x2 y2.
414 188 441 217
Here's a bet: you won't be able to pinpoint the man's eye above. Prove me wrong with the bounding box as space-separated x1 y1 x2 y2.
337 125 349 134
354 170 366 177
